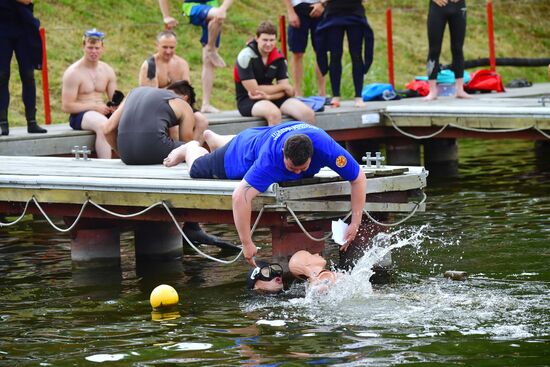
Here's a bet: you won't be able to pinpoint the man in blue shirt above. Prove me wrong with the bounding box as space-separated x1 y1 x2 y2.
164 121 366 267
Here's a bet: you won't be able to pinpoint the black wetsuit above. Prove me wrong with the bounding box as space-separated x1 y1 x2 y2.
426 0 467 80
117 87 183 165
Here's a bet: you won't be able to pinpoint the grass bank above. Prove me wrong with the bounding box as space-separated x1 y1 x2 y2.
6 0 549 125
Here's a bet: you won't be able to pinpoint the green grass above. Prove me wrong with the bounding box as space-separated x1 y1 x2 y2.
6 0 550 126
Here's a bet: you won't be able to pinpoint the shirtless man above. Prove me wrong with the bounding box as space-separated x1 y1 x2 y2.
138 30 208 143
61 29 117 159
158 0 234 113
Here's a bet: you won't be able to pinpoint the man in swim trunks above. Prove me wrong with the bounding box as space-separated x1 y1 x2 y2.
138 30 208 144
234 21 315 126
158 0 233 113
61 29 117 159
103 81 195 165
163 121 366 267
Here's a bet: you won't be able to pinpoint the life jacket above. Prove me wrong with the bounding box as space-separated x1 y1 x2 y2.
465 69 505 93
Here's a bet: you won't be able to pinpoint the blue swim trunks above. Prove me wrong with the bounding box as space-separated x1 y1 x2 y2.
69 111 87 130
182 0 221 47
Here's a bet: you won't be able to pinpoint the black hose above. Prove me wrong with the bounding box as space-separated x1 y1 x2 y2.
442 57 550 69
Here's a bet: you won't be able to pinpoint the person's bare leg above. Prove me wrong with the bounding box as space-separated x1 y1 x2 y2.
81 111 111 159
423 79 438 101
203 129 234 151
291 52 304 97
164 140 208 168
193 112 209 144
204 9 225 68
251 100 282 126
200 48 219 113
280 98 316 124
455 78 472 99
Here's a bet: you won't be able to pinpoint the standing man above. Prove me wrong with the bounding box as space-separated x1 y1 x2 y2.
283 0 326 97
158 0 233 113
234 21 315 126
163 121 366 266
61 29 117 159
0 0 47 135
138 30 208 143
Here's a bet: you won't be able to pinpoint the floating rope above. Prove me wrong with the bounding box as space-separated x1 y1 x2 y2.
382 111 550 140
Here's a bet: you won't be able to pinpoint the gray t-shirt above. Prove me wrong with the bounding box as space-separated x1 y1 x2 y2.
118 86 184 165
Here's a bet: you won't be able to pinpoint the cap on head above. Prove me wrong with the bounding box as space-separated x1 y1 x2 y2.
247 260 269 290
83 28 105 41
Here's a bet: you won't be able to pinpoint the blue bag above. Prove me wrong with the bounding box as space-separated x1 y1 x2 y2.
361 83 399 101
297 96 326 112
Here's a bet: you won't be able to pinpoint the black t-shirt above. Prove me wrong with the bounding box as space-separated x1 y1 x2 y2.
234 40 288 101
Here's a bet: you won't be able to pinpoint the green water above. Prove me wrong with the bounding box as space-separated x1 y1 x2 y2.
1 139 549 366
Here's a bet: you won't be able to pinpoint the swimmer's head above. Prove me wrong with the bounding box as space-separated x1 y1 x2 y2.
247 261 284 293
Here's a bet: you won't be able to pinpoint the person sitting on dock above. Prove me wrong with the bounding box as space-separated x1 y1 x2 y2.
61 29 118 159
234 21 316 126
288 249 337 290
163 121 366 267
246 260 284 293
138 30 208 143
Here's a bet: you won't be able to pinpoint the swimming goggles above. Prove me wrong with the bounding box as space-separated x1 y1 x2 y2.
84 28 105 40
250 263 283 282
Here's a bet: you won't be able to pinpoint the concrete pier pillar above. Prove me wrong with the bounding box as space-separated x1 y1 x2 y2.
424 138 459 177
71 227 121 268
271 222 328 269
385 138 421 166
134 222 183 261
339 215 392 283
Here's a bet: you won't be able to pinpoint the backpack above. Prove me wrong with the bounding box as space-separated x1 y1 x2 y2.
361 83 399 101
465 69 505 93
405 80 430 97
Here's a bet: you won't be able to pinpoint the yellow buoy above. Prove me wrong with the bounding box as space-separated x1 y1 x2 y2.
150 284 179 310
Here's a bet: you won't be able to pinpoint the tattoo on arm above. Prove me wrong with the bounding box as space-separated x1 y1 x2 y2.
243 184 253 204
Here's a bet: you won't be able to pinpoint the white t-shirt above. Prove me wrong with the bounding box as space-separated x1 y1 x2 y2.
291 0 320 6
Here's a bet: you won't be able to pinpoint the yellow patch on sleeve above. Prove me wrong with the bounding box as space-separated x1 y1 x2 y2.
335 155 347 168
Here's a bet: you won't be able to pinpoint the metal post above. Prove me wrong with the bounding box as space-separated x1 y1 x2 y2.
386 8 395 87
39 28 51 125
487 0 496 72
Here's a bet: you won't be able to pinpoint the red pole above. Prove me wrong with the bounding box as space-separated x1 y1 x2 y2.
386 7 395 87
39 27 51 125
279 15 288 59
487 0 496 72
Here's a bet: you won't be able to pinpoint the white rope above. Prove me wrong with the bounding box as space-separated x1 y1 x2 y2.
285 205 341 242
89 199 165 218
0 197 33 227
363 192 427 227
31 197 89 233
383 111 550 140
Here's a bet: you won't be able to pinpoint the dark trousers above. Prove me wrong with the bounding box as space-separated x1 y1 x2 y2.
326 24 364 97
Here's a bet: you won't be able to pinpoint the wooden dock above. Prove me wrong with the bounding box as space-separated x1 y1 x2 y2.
0 156 427 266
1 83 548 157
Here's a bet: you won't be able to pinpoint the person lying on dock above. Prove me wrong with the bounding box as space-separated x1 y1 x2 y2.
246 260 284 293
163 121 366 267
138 30 208 144
61 29 118 159
288 250 337 291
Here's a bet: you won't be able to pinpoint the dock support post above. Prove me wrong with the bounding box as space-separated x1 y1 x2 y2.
423 138 459 177
271 223 327 269
535 141 550 168
385 138 421 166
134 222 183 261
345 139 381 164
71 227 121 268
339 216 392 283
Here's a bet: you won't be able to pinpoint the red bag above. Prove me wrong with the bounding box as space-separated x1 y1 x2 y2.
405 80 430 97
465 69 505 93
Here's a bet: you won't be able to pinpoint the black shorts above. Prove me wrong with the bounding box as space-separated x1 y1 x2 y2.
189 142 230 179
237 96 289 117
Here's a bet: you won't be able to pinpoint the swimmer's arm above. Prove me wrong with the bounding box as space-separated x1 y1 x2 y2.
232 179 259 266
103 100 125 152
159 0 178 28
105 64 117 102
341 170 366 251
138 61 158 88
